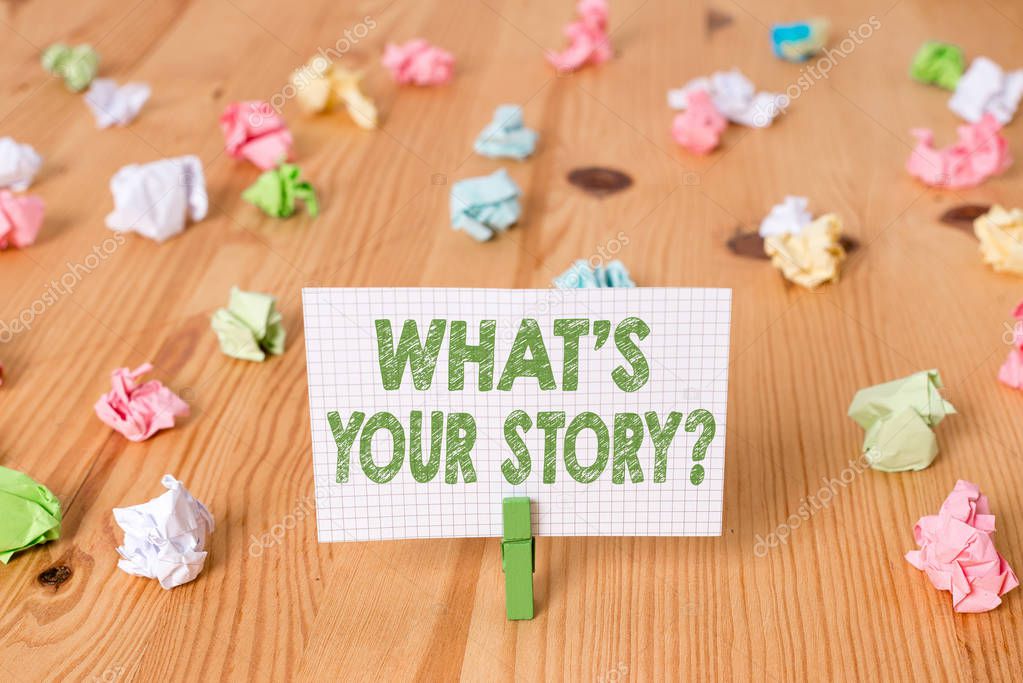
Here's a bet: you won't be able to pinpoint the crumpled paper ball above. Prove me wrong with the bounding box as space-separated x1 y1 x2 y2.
554 260 635 288
759 196 812 238
211 286 285 362
105 155 208 242
42 43 99 91
0 465 61 564
94 363 190 442
770 19 829 62
382 39 454 86
474 105 538 160
671 90 727 155
910 41 965 91
763 213 846 289
906 480 1018 613
948 56 1023 125
906 114 1011 189
220 101 293 170
547 0 611 73
0 137 42 191
242 163 319 218
84 78 151 128
113 474 214 590
998 298 1023 389
450 168 522 241
847 369 956 472
290 58 377 129
974 205 1023 276
0 190 44 249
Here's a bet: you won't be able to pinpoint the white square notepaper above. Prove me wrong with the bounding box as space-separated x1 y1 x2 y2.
303 288 731 541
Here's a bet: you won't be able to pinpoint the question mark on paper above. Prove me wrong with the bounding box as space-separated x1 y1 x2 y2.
685 409 716 485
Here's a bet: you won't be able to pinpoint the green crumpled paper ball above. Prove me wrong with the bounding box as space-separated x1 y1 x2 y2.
42 43 100 92
847 369 956 472
910 41 964 91
211 286 285 362
0 465 62 563
242 163 319 218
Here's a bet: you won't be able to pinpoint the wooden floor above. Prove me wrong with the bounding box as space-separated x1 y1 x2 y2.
1 0 1022 680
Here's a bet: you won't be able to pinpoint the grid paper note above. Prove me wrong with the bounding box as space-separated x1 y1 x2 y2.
303 287 731 541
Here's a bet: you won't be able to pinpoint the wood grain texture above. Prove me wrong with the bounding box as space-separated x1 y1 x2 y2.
1 0 1022 680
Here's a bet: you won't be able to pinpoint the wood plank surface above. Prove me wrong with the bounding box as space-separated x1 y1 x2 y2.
1 0 1022 680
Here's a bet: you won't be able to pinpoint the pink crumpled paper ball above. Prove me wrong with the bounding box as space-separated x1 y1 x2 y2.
999 299 1023 389
999 348 1023 388
382 39 454 86
905 480 1018 613
94 363 190 442
219 101 293 170
906 114 1011 189
547 0 611 73
0 190 44 250
671 90 727 155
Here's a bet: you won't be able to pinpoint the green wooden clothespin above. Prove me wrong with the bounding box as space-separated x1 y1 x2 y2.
501 497 534 621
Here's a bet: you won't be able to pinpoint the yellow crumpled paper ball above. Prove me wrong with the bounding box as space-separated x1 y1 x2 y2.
974 205 1023 276
764 213 846 289
289 57 377 130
